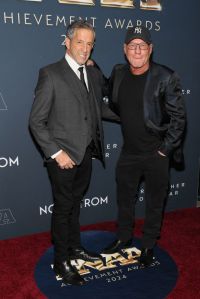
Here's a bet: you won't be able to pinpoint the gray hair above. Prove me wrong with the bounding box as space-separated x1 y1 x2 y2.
66 20 95 40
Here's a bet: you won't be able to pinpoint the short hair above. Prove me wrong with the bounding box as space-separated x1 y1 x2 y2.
66 20 95 40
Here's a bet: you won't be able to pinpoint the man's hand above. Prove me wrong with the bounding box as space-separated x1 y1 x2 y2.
86 59 94 66
55 151 76 169
157 151 166 157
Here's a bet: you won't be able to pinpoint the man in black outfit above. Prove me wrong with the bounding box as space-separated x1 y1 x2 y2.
103 26 186 266
29 20 117 286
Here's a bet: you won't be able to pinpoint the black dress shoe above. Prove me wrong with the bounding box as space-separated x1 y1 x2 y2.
139 248 154 266
69 247 103 262
54 260 85 286
102 239 133 254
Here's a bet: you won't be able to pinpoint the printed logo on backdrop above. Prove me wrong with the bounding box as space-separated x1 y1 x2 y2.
168 182 185 198
105 143 118 159
92 141 118 159
182 89 191 95
0 92 7 111
39 195 109 215
2 13 161 31
39 181 186 216
0 156 19 168
20 0 162 10
138 182 186 202
0 209 16 225
2 0 162 29
81 195 109 208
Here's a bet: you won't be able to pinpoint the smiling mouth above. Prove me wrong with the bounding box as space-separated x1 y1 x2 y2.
80 54 88 59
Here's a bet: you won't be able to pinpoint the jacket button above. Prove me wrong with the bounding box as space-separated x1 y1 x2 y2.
84 117 88 120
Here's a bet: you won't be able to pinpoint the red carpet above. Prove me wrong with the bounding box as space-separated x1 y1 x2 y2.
0 208 199 299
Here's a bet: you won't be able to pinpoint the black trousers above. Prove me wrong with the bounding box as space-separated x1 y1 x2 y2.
116 150 169 249
46 146 92 262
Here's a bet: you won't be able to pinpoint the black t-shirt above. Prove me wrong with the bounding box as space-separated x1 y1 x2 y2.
118 68 161 155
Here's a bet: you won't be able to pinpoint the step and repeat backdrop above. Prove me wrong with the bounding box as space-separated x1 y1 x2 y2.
0 0 199 240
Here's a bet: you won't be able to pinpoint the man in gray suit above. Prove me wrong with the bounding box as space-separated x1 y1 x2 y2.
29 20 117 286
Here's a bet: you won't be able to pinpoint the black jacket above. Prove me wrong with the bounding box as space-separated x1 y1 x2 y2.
109 62 186 162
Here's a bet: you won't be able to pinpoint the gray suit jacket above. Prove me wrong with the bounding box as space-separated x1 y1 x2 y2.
29 58 117 165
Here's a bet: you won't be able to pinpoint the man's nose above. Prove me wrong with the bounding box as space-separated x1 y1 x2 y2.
81 43 88 52
135 44 141 54
83 44 87 52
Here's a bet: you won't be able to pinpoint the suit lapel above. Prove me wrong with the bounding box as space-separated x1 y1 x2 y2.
59 58 86 104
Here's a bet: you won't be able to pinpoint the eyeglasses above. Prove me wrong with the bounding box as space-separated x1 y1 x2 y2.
127 43 149 51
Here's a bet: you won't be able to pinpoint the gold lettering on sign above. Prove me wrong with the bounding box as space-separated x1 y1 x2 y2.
21 0 162 10
101 0 135 9
58 0 95 6
140 0 162 11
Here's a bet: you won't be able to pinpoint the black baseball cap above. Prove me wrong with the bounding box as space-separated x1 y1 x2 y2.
125 26 152 44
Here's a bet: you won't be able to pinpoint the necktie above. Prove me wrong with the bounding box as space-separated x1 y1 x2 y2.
78 67 88 92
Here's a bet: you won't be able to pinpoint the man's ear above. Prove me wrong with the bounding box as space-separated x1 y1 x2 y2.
123 44 127 56
65 37 70 50
149 43 153 55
